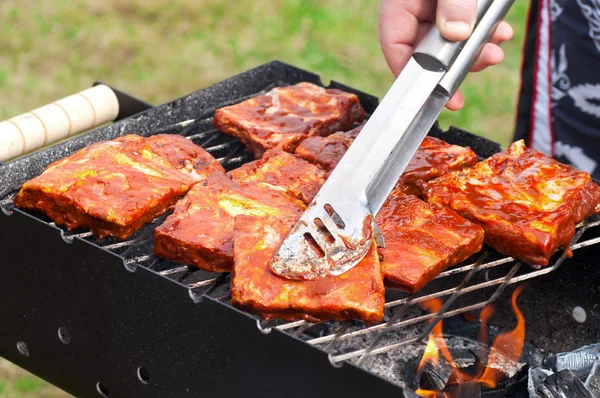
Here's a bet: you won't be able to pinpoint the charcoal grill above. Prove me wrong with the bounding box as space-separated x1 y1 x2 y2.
1 61 600 398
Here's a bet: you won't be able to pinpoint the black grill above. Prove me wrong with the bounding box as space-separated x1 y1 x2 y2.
1 61 600 398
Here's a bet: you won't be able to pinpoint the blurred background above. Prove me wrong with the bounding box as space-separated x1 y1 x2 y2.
0 0 528 396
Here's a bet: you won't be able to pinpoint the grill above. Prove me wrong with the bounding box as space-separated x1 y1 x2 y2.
1 61 600 398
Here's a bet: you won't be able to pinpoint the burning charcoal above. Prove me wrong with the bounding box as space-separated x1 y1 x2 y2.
529 368 554 398
585 354 600 398
483 366 530 398
419 360 454 391
537 369 593 398
403 390 422 398
555 344 600 379
443 381 482 397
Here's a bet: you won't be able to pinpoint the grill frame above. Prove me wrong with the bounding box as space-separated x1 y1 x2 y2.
2 61 600 398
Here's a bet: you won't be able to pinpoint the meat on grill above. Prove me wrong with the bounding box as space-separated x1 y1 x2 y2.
14 134 224 240
294 124 364 173
420 140 600 266
377 191 484 293
231 215 385 324
228 148 326 204
295 131 478 194
213 82 365 159
154 173 305 272
395 136 479 195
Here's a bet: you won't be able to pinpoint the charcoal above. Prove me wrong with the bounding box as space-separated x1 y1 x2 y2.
537 369 593 398
555 344 600 379
585 354 600 397
443 381 482 397
529 368 555 398
482 366 530 398
419 360 454 391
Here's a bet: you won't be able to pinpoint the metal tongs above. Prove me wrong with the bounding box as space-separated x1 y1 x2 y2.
270 0 515 280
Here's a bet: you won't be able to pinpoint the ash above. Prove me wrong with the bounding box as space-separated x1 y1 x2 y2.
338 307 429 388
299 310 537 391
298 307 459 388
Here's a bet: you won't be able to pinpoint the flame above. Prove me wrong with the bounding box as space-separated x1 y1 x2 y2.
418 332 440 373
419 299 456 372
477 285 526 388
416 287 526 397
414 389 439 398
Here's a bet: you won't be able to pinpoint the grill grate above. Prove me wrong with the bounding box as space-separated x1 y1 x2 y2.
2 85 600 387
256 219 600 369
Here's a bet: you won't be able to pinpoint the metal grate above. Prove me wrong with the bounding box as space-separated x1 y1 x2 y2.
3 89 600 381
286 219 600 366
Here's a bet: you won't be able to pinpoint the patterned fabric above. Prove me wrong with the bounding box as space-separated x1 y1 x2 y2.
514 0 600 179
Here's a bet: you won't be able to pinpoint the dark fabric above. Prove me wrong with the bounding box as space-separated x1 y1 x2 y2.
513 0 540 144
514 0 600 178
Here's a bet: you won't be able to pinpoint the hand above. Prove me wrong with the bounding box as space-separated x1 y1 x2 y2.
379 0 514 110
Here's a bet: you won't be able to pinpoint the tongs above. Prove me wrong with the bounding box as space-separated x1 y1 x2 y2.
270 0 515 280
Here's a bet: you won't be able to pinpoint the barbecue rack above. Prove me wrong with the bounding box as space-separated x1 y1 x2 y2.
1 61 600 398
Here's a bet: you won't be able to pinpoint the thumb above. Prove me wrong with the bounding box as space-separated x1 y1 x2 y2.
437 0 478 42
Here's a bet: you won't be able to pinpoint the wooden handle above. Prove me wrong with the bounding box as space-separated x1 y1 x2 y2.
0 84 119 162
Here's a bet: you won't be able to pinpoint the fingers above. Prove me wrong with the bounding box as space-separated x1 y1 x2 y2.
446 21 514 110
379 0 435 76
436 0 478 41
470 43 504 72
492 21 514 44
470 21 513 72
446 90 465 111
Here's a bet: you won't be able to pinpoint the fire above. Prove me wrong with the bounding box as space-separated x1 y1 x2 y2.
478 286 526 388
416 286 526 397
414 389 440 398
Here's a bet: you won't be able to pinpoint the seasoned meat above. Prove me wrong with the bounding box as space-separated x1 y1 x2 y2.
14 134 223 239
231 215 385 324
294 124 364 173
396 136 479 195
228 148 327 204
295 132 478 194
213 82 365 158
377 191 484 293
154 173 305 272
420 140 600 266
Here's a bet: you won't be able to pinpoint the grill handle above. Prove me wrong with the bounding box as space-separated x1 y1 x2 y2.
0 84 119 163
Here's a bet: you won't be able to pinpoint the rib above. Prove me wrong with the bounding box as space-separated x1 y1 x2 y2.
294 124 364 173
230 215 385 324
213 82 365 159
295 132 478 195
395 135 479 195
227 148 327 204
14 134 224 240
154 173 305 272
420 140 600 266
376 191 485 293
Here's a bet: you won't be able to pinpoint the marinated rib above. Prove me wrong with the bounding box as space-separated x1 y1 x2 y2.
420 140 600 266
154 173 305 272
14 134 224 239
295 132 478 194
396 136 479 195
228 148 327 204
213 82 365 159
294 124 364 173
377 191 484 293
231 215 385 324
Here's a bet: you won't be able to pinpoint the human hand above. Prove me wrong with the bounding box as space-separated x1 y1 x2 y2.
379 0 514 110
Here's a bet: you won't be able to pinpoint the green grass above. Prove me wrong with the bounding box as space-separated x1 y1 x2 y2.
0 1 529 396
1 0 528 146
0 359 69 398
